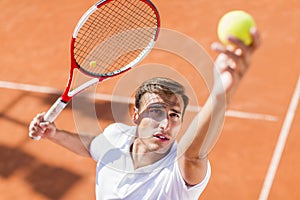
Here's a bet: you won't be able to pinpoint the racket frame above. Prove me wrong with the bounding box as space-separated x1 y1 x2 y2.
31 0 160 140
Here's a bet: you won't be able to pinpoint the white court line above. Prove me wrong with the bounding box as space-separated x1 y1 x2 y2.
259 76 300 200
0 80 278 122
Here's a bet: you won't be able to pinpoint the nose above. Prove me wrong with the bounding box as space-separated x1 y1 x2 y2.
159 117 169 131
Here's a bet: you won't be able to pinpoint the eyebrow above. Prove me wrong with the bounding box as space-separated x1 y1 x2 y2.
170 108 182 115
148 103 182 115
147 103 166 109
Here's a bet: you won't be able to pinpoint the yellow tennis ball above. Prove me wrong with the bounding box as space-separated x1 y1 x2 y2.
89 61 97 67
217 10 256 46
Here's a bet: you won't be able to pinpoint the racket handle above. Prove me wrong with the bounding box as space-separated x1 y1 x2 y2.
30 98 67 141
44 97 68 122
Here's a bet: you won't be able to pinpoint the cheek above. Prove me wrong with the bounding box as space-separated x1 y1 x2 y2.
139 117 158 127
137 118 159 137
170 121 182 135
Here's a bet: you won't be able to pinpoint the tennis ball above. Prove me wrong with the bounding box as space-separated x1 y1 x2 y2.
89 61 97 67
217 10 256 46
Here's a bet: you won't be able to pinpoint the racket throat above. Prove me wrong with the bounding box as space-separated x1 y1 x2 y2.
60 64 76 102
66 77 100 99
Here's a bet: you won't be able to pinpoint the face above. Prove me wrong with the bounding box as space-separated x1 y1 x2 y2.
133 92 184 154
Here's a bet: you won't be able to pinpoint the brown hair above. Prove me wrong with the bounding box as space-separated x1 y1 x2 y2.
135 77 189 116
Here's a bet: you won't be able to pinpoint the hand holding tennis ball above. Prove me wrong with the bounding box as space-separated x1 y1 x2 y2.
217 10 256 46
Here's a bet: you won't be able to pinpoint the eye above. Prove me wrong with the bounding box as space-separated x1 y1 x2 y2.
169 112 180 119
149 108 164 115
148 107 167 120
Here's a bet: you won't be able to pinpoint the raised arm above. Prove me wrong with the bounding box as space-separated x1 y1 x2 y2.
178 28 261 185
29 113 95 157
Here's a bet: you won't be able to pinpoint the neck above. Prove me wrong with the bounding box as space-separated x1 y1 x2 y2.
130 139 171 169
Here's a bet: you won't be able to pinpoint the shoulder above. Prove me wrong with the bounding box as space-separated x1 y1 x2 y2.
90 123 136 161
103 123 136 143
172 160 211 198
103 123 133 135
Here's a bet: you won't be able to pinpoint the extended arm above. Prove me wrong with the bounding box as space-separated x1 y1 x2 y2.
29 113 94 157
178 28 261 185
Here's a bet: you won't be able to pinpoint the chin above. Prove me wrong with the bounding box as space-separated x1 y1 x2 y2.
154 142 174 155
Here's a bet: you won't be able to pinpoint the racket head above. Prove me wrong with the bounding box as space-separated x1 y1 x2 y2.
71 0 160 78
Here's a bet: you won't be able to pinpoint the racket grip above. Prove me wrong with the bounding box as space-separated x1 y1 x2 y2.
30 98 67 141
44 97 68 122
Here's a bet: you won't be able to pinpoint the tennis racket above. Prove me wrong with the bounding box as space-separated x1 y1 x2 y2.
29 0 160 140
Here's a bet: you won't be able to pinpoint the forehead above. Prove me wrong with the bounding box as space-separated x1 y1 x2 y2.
139 92 183 110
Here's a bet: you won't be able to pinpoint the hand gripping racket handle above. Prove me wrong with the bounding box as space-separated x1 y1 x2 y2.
30 98 67 140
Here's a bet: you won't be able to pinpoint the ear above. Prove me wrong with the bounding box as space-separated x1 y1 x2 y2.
132 107 139 125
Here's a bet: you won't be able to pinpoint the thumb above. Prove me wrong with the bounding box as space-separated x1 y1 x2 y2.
40 121 50 127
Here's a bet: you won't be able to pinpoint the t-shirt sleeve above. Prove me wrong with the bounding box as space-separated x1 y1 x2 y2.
89 124 117 161
89 123 133 161
174 160 211 199
90 133 111 161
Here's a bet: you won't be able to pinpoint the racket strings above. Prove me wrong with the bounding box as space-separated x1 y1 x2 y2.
76 1 154 42
73 0 159 77
81 1 156 51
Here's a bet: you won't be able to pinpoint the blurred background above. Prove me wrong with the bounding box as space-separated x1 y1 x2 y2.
0 0 299 199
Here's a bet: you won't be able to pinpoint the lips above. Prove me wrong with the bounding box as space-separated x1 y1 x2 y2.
153 133 170 141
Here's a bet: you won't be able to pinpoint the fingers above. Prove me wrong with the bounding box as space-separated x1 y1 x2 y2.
28 113 54 140
249 27 261 51
212 28 261 79
227 27 261 53
212 43 244 77
211 28 260 102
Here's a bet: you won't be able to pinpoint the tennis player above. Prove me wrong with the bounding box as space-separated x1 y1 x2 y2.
29 28 260 199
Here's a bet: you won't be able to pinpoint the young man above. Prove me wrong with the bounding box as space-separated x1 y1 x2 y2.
29 28 260 199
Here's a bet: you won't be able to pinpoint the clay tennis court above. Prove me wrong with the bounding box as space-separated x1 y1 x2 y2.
0 0 299 199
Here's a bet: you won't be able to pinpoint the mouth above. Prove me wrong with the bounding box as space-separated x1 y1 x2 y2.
153 133 170 141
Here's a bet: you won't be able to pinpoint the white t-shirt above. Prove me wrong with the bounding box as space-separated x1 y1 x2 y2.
90 123 211 200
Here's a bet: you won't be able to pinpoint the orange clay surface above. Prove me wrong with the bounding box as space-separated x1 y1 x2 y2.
0 0 299 199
